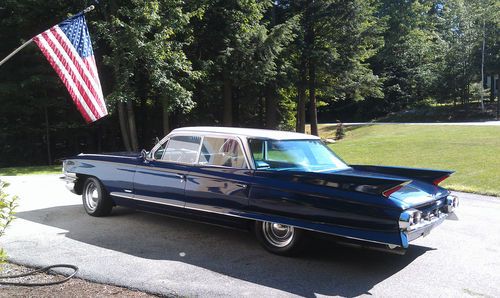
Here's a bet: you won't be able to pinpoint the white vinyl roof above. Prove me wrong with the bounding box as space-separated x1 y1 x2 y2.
171 126 320 140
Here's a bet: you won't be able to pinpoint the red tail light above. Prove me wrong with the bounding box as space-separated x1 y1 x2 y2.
433 175 450 186
382 184 404 198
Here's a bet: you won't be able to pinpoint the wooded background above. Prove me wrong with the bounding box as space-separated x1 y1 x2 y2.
0 0 499 167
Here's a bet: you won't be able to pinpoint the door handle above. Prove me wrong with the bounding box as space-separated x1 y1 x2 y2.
176 173 186 181
236 183 247 189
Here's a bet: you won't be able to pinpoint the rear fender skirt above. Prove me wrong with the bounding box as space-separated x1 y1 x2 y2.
235 211 404 247
350 165 454 184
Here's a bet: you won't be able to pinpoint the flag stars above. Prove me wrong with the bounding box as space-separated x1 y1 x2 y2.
58 15 94 58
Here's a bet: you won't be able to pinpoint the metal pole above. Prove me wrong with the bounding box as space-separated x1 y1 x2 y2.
0 38 33 67
0 5 95 68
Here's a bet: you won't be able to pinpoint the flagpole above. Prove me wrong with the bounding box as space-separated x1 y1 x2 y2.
0 5 95 68
0 39 33 67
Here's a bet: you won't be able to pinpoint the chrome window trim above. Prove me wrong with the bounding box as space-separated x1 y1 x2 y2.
195 136 205 165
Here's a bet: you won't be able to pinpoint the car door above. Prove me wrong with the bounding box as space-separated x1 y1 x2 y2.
185 136 254 215
133 135 202 208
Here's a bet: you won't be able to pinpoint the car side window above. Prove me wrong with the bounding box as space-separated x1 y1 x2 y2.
158 135 201 164
154 141 168 160
199 137 247 169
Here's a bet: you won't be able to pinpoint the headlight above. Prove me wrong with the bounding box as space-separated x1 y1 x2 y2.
399 209 422 230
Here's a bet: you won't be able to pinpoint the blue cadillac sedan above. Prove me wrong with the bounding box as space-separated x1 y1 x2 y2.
62 127 458 256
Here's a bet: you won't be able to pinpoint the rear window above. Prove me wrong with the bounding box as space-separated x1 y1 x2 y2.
199 137 247 169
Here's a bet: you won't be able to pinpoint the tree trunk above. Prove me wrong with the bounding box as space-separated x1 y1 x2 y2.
118 102 132 151
126 99 139 151
163 102 170 135
308 61 318 136
265 85 278 129
480 19 486 112
233 89 240 126
44 105 52 165
296 57 307 133
497 79 500 120
259 96 265 127
306 2 318 136
296 0 311 134
96 123 103 153
265 1 278 130
223 74 233 126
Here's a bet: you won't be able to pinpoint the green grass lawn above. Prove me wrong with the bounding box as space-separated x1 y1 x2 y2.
0 165 61 176
328 125 500 197
1 125 499 196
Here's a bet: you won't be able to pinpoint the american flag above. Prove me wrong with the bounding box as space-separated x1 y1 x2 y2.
33 13 107 123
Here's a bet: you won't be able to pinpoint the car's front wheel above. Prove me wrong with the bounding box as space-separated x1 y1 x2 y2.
82 177 113 217
254 221 306 256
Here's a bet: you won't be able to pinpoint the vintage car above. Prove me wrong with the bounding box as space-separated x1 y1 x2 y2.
62 126 458 255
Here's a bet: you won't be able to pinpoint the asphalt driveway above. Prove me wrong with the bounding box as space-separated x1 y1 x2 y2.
1 175 499 297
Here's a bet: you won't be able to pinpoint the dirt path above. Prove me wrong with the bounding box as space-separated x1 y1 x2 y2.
0 263 157 297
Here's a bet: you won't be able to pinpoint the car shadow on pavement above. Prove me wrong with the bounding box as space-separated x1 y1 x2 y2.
16 205 433 297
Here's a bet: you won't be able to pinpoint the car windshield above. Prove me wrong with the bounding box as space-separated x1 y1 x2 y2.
248 139 350 172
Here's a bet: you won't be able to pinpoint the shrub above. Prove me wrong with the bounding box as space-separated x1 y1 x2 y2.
335 121 345 140
0 180 18 264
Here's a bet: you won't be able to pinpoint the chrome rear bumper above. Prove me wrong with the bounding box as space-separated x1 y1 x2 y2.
405 212 447 242
400 194 458 248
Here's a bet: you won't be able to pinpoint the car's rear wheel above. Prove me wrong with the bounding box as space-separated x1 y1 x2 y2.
254 221 306 256
82 177 113 217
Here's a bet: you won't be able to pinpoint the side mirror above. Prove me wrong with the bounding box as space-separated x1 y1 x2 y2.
255 160 270 169
140 149 148 160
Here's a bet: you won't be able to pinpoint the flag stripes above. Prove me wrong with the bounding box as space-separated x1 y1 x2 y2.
33 13 107 123
34 33 96 122
46 29 104 116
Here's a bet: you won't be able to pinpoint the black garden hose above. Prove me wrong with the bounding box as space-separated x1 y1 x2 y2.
0 264 78 287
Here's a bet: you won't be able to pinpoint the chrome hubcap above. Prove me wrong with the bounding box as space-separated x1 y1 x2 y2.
262 222 294 247
84 182 99 211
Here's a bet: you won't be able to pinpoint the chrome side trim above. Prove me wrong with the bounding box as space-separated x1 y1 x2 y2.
110 192 185 208
110 192 134 199
78 153 139 159
67 159 138 169
134 194 185 208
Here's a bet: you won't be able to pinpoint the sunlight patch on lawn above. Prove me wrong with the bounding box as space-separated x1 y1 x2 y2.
328 125 500 197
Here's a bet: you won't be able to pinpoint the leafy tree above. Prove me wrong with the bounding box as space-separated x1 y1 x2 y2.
0 0 98 166
186 0 297 128
94 0 195 150
0 180 18 264
0 0 499 167
287 0 384 134
375 0 445 111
